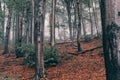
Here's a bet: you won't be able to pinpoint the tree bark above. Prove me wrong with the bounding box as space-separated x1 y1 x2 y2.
3 11 12 54
88 0 94 36
18 13 23 47
35 0 45 79
67 5 72 41
76 0 82 52
91 0 99 36
15 12 19 51
31 0 35 44
12 14 15 47
73 1 77 40
64 0 72 41
100 0 120 80
82 17 86 38
51 0 56 46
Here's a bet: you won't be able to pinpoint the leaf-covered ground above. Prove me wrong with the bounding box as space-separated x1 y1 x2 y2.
0 38 106 80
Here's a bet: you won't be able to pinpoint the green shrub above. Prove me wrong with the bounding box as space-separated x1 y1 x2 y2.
84 34 92 42
15 44 35 58
10 49 15 54
21 44 35 67
19 44 60 67
44 46 60 67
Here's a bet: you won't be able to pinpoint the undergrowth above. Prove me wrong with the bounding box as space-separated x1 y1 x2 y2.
16 44 60 67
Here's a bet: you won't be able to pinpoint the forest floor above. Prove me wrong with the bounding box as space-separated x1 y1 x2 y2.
0 38 106 80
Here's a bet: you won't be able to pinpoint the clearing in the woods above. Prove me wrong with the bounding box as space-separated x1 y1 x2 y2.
0 38 106 80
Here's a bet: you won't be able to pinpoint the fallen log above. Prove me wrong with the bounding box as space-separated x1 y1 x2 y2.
68 46 103 55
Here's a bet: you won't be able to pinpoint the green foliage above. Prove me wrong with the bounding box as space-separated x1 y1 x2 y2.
44 46 60 67
22 44 35 67
84 34 92 42
15 44 35 66
15 44 34 57
18 44 60 67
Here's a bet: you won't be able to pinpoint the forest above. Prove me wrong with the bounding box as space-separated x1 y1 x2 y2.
0 0 119 80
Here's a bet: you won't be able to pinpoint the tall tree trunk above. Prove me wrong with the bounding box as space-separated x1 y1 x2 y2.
81 1 86 38
3 11 12 54
50 0 56 46
91 0 99 36
26 20 29 44
12 14 15 47
0 1 3 45
31 0 35 44
65 1 72 41
35 0 45 79
49 13 52 44
2 3 6 45
73 1 77 40
77 0 82 52
88 0 94 36
29 18 32 43
18 13 23 47
67 6 72 41
100 0 120 80
82 17 86 38
15 12 19 49
15 12 21 57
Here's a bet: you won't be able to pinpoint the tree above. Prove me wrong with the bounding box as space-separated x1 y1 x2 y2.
31 0 35 44
0 0 4 45
50 0 56 46
35 0 46 79
63 0 73 41
3 10 12 54
76 0 82 52
88 0 94 36
91 0 99 36
72 0 77 40
100 0 120 80
3 0 13 54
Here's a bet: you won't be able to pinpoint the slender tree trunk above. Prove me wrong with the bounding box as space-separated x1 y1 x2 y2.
82 17 86 38
31 0 35 44
3 11 12 54
28 19 31 43
29 18 32 43
50 0 56 46
35 0 45 79
15 12 20 57
73 1 77 40
15 12 19 47
88 0 94 36
18 13 23 47
0 1 3 45
81 1 86 38
51 0 56 46
25 20 29 44
67 6 72 40
12 14 15 47
77 0 82 52
65 2 73 41
50 13 52 44
2 3 6 45
91 0 99 36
